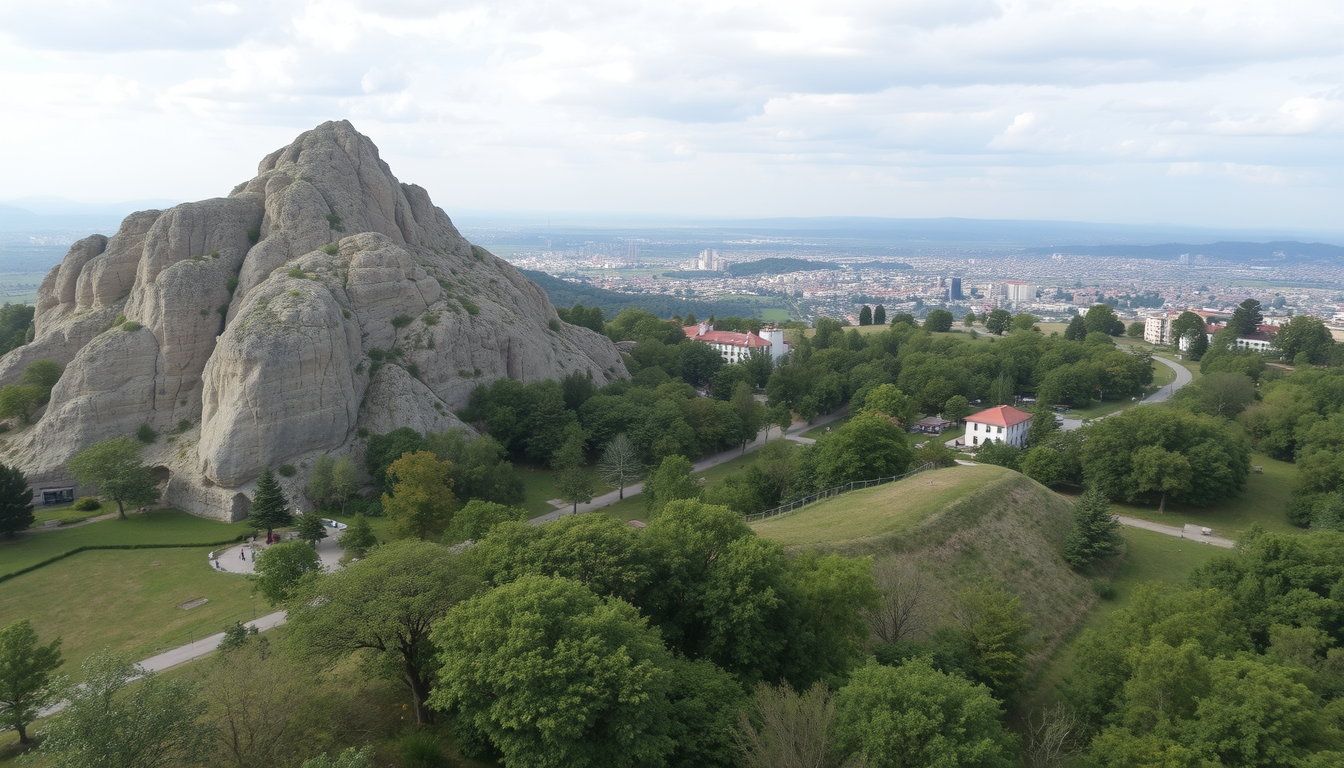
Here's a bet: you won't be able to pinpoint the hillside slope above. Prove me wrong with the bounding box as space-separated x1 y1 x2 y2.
754 465 1093 667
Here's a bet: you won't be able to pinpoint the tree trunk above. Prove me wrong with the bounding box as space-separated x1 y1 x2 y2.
618 485 624 500
117 499 127 520
1158 492 1167 514
16 722 27 744
406 666 434 724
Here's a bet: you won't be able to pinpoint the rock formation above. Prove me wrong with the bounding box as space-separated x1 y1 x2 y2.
0 121 626 519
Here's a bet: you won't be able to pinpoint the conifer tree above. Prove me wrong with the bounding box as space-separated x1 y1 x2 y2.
297 512 328 548
1062 486 1123 569
249 465 292 542
873 304 886 325
339 515 376 559
1064 315 1087 341
0 462 33 537
858 306 873 326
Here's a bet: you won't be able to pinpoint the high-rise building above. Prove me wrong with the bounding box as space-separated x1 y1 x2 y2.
693 249 726 271
1003 281 1037 304
949 277 964 301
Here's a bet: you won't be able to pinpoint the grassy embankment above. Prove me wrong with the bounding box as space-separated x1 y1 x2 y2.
753 464 1095 673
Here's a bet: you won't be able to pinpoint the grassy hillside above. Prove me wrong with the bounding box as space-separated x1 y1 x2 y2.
753 464 1094 669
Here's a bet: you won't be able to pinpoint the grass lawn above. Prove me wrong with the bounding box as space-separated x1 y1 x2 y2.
0 547 262 680
0 510 253 579
1068 452 1299 537
517 465 563 515
759 308 792 322
28 503 88 527
751 464 1012 546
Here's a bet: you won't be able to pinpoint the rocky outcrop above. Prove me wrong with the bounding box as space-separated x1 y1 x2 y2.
1 121 626 519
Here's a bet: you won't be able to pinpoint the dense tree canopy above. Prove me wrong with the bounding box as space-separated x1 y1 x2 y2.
1081 406 1251 508
0 619 63 743
67 437 161 519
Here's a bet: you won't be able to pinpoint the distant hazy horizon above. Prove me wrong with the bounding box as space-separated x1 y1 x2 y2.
1 1 1338 234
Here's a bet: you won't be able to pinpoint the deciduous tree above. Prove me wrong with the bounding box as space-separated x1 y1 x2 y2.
1274 315 1335 365
430 574 676 768
252 540 321 605
985 309 1013 336
924 309 954 333
815 412 913 488
834 658 1016 768
1064 315 1087 341
67 437 161 519
597 432 644 499
39 650 211 768
0 619 62 743
288 539 481 725
645 455 700 514
338 514 376 558
734 680 843 768
382 451 456 540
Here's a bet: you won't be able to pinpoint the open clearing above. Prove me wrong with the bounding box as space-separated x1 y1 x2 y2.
0 510 252 579
0 547 260 677
750 464 1012 546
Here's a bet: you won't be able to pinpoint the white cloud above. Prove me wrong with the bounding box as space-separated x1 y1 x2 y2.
0 0 1338 230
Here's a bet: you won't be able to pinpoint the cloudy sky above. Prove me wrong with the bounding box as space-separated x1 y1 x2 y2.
0 0 1340 232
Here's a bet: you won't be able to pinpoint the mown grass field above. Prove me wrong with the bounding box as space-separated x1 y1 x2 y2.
750 464 1012 547
0 547 261 679
0 510 253 579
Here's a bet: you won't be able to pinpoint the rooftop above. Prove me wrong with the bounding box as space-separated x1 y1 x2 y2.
965 405 1033 428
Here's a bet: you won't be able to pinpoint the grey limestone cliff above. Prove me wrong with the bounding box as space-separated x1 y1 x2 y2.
0 121 626 519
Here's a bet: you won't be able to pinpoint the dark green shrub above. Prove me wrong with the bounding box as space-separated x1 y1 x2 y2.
226 277 239 292
287 268 305 278
357 427 369 438
247 226 261 244
405 364 420 380
136 423 157 443
460 298 480 315
368 348 386 362
326 214 345 232
391 314 413 329
73 497 102 512
422 312 439 326
323 244 338 255
1092 579 1117 600
176 419 192 433
122 321 141 332
278 464 297 478
346 495 382 517
399 731 445 768
548 318 561 332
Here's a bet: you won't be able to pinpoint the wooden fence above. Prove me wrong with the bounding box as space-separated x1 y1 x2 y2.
744 462 938 523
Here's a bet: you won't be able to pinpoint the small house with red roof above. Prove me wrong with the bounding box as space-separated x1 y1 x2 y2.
964 405 1032 448
683 323 787 364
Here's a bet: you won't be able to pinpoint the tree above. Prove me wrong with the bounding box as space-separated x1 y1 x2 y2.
0 619 62 744
734 680 843 768
330 456 359 513
1185 327 1209 360
731 382 766 452
1062 486 1123 568
1230 298 1263 335
0 384 44 423
22 358 63 392
770 403 793 439
597 433 644 499
0 462 33 536
0 303 34 357
953 586 1033 695
382 451 456 540
964 310 976 327
288 539 481 725
252 540 321 605
925 309 954 332
833 659 1016 768
985 309 1012 336
816 412 913 488
1013 313 1038 332
339 514 376 558
1171 371 1256 418
1020 446 1067 487
296 512 328 548
1274 315 1335 364
305 455 335 510
645 455 700 514
1084 304 1121 336
862 383 917 426
1169 310 1204 345
873 304 886 325
1064 315 1087 341
553 429 595 514
197 637 316 768
890 312 916 327
39 650 211 768
430 574 677 768
67 437 161 519
1027 406 1058 447
1126 321 1145 338
1128 445 1192 513
864 559 931 644
248 465 291 540
943 395 972 423
858 306 873 326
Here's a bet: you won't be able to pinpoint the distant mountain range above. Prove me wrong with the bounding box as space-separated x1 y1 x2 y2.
0 197 182 235
1021 241 1344 264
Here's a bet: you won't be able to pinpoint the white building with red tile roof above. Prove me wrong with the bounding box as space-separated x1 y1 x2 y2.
965 405 1032 448
682 323 787 364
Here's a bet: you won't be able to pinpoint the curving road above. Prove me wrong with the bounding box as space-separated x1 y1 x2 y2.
1058 353 1193 431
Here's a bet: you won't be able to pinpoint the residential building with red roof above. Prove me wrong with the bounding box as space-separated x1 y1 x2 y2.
682 323 787 364
965 405 1032 448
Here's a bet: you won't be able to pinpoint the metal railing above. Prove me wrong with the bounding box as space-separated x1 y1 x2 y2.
744 462 938 523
